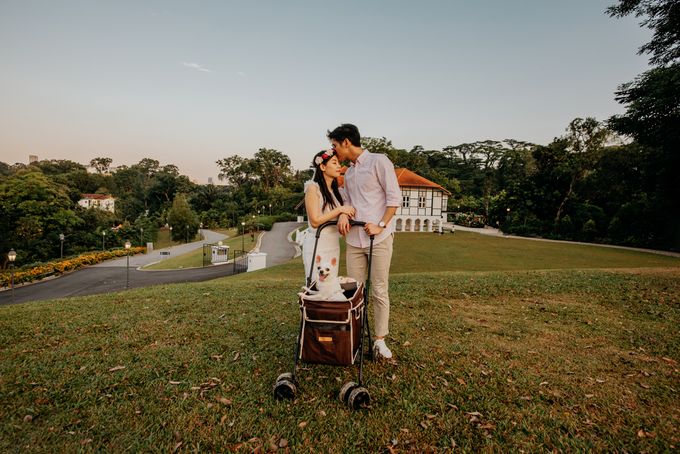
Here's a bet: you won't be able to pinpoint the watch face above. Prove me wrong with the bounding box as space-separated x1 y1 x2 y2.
379 221 386 228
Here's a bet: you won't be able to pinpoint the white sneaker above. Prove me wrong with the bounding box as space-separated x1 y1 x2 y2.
373 339 393 359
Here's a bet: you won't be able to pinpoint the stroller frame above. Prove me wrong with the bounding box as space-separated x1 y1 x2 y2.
273 220 376 409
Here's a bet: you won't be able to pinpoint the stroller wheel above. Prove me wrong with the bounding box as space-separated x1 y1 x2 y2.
273 379 296 401
338 381 358 404
347 386 370 409
275 372 294 384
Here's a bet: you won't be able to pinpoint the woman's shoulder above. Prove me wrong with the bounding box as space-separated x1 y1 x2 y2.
304 180 320 193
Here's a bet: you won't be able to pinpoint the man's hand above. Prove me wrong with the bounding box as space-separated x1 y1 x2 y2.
337 213 350 235
363 223 383 236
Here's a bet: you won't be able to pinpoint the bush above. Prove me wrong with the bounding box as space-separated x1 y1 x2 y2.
452 212 486 228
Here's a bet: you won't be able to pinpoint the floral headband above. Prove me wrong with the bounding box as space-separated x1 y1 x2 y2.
314 150 335 166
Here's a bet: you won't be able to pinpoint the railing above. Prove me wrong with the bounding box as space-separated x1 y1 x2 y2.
232 250 247 274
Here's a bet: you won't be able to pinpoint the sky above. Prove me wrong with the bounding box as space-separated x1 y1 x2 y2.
0 0 651 184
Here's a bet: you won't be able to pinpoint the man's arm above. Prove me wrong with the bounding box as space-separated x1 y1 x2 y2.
364 206 397 236
364 155 401 235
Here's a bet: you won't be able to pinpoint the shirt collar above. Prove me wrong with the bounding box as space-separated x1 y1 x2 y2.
354 149 368 166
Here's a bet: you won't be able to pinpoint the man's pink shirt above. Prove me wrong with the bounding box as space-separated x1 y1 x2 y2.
341 150 401 248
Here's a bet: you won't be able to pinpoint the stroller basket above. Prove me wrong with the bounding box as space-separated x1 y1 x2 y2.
298 282 364 366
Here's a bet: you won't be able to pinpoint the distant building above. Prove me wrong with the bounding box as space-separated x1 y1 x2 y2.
392 168 450 232
208 177 214 185
78 194 116 213
29 155 38 163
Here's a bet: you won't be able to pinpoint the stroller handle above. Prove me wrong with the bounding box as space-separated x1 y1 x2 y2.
314 220 365 238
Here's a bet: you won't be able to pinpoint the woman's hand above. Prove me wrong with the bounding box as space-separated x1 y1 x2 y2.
337 205 356 218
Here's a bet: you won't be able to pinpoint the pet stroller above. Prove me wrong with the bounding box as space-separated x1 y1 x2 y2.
273 220 375 409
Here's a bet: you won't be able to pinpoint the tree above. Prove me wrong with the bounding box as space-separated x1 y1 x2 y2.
89 157 113 174
0 170 82 263
608 0 680 249
166 194 199 243
607 0 680 66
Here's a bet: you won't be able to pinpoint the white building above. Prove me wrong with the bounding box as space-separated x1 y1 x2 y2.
393 168 449 232
78 194 116 213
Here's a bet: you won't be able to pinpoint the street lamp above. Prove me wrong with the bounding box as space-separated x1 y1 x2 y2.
242 221 247 250
102 231 106 251
269 203 272 216
124 241 131 290
59 233 65 259
140 228 144 246
169 226 173 242
185 225 189 244
8 249 16 304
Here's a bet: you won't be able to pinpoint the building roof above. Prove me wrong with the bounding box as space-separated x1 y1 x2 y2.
338 167 450 195
80 194 114 200
394 168 451 195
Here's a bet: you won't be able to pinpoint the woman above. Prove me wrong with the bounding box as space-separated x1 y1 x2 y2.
302 149 355 284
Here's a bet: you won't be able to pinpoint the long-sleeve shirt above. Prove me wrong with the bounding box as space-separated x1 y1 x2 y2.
342 150 401 248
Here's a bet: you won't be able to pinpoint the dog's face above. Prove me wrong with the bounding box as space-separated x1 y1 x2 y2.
315 255 337 282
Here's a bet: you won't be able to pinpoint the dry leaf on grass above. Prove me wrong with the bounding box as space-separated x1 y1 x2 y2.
298 421 308 429
233 352 240 361
169 381 181 385
457 378 466 386
217 397 232 405
108 365 126 372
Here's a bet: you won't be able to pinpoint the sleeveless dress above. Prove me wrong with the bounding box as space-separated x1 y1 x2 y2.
302 180 341 284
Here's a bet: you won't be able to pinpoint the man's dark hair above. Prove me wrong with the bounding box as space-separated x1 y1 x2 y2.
327 123 361 147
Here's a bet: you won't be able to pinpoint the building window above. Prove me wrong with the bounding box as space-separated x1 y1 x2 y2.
418 196 426 208
402 195 410 208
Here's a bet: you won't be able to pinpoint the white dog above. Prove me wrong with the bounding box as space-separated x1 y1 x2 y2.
302 255 345 301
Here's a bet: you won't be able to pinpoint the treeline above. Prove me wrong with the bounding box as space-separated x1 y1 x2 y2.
0 155 307 266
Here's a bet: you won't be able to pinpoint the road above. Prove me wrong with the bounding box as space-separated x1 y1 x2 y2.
1 225 305 306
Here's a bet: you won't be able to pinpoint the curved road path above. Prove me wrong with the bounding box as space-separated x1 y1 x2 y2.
0 224 303 306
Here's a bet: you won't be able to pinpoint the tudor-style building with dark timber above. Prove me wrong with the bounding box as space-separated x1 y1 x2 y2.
393 168 450 232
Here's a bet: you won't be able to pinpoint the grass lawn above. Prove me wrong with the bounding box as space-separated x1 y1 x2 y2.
144 230 244 270
1 233 678 451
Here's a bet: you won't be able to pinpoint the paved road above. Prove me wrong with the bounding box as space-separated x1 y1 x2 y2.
259 221 305 267
0 225 305 306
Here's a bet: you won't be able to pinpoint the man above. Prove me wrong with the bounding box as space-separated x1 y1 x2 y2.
328 124 401 359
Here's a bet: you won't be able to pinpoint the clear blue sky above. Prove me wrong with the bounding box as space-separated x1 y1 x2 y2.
0 0 650 183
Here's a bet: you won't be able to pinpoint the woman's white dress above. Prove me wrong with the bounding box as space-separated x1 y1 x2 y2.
302 180 341 284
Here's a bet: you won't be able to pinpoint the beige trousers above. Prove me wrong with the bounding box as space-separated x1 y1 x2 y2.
345 234 394 338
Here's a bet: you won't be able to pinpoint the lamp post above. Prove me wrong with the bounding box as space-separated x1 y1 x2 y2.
124 241 131 290
102 231 106 250
59 233 65 259
169 226 173 242
8 249 16 304
269 203 272 216
140 228 144 246
241 221 245 252
185 225 189 244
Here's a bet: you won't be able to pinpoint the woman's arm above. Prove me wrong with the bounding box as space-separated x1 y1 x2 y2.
305 185 355 228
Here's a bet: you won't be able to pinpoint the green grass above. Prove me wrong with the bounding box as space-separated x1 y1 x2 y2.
144 230 245 270
1 233 679 452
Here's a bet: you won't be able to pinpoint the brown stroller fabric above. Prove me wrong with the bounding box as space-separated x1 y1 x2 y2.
298 282 364 366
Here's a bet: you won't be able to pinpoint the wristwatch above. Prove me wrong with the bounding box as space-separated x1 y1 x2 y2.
378 221 386 228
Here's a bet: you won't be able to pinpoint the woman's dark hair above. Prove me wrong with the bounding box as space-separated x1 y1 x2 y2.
326 123 361 147
312 150 343 211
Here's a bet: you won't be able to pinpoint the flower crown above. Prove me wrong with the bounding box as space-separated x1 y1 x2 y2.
314 150 335 166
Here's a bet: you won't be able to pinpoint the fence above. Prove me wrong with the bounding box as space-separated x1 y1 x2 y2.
232 250 247 274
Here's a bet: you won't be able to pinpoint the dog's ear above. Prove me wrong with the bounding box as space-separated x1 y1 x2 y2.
331 257 337 266
315 255 321 264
